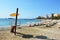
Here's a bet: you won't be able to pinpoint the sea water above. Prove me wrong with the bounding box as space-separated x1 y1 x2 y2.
0 18 41 27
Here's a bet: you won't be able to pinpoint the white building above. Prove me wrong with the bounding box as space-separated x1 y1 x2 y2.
54 14 60 17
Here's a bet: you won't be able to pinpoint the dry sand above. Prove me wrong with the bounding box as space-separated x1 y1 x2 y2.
0 25 60 40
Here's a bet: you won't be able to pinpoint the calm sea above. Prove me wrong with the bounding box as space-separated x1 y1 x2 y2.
0 18 41 27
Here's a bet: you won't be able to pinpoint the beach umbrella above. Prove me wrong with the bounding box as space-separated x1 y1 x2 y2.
10 8 19 35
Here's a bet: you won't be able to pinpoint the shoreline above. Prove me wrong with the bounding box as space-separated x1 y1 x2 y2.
0 19 58 30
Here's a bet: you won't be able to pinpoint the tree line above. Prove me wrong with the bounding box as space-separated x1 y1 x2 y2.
36 13 60 19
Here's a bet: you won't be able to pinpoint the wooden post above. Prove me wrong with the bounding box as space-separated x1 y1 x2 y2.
10 8 18 35
14 8 18 35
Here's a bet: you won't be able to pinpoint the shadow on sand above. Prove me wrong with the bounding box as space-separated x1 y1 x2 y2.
35 35 47 39
35 36 55 40
16 32 33 38
16 32 55 40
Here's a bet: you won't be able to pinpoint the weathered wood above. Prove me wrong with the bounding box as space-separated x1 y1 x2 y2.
10 8 18 35
14 8 18 35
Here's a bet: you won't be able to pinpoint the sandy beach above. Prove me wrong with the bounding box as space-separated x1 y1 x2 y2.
0 0 60 40
0 22 60 40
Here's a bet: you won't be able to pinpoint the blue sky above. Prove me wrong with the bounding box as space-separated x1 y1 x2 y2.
0 0 60 18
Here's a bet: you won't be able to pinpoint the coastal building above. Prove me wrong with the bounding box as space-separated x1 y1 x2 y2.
54 14 60 17
46 13 60 19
